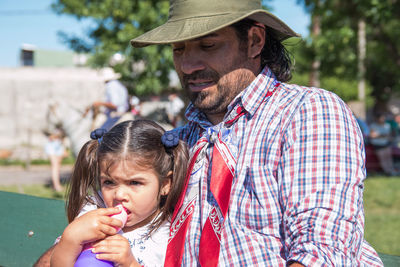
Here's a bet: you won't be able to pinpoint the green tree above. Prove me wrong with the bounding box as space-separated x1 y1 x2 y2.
52 0 172 95
293 0 400 113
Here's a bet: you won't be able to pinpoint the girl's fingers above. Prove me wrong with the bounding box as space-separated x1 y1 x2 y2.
92 236 127 252
94 252 120 263
109 217 124 229
97 221 119 236
95 252 138 267
92 235 135 266
93 235 125 247
97 207 121 216
97 208 125 229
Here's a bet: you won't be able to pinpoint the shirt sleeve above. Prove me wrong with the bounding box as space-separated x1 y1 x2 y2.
279 90 381 266
77 202 98 218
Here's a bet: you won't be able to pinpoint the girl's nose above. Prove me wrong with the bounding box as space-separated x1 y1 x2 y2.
114 186 129 201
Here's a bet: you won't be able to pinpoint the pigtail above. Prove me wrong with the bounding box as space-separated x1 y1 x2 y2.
145 130 189 235
166 140 189 216
155 139 189 231
65 140 99 222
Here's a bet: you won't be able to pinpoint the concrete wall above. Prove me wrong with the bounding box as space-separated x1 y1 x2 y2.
0 67 105 160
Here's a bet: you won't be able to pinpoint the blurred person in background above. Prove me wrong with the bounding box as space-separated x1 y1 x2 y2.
356 116 370 145
369 113 399 176
389 113 400 147
44 128 66 192
91 68 129 130
166 93 185 127
129 95 141 117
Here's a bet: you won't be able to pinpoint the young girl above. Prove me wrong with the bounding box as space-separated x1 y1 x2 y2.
51 119 188 267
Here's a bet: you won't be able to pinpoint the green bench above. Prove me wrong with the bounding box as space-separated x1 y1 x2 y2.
0 190 399 266
0 191 67 267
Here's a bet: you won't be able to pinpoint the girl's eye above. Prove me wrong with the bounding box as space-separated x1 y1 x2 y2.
102 180 114 186
130 180 141 186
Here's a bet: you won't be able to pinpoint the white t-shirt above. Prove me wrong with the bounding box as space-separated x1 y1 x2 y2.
77 201 169 267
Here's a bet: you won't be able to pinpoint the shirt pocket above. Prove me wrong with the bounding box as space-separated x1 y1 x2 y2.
234 164 282 234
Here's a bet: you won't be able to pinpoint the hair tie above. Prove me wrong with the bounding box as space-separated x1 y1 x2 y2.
161 130 179 148
90 128 107 144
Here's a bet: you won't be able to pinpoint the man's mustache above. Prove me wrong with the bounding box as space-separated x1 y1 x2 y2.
182 70 219 87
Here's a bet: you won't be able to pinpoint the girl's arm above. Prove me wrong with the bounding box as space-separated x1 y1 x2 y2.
50 207 123 267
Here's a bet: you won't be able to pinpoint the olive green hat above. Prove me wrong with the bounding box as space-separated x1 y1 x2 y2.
130 0 300 48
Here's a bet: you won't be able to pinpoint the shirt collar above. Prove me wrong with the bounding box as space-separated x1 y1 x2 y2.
239 66 278 116
184 66 278 129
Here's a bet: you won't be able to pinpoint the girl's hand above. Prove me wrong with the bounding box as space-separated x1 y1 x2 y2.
51 207 123 267
92 235 141 267
62 207 123 247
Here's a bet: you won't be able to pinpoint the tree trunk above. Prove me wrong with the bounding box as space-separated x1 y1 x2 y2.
309 11 321 87
357 19 366 120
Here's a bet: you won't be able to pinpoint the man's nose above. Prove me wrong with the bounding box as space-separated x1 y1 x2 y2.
177 48 205 75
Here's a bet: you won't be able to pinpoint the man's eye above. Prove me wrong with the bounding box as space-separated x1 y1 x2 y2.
201 44 214 49
173 47 184 53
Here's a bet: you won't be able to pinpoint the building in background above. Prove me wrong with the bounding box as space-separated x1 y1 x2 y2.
0 44 104 162
19 43 88 68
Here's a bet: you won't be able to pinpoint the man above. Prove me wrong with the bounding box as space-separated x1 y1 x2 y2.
92 67 129 130
369 113 398 176
36 0 382 266
131 0 382 266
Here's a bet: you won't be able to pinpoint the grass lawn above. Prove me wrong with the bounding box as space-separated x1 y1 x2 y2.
0 175 399 256
364 176 400 256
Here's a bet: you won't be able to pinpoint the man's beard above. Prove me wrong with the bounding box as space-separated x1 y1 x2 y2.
181 69 223 114
190 88 227 115
182 68 255 115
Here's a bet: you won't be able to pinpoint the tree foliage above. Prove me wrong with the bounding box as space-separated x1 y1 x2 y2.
52 0 172 95
292 0 400 110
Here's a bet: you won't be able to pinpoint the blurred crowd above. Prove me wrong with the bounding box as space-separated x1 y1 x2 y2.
357 112 400 176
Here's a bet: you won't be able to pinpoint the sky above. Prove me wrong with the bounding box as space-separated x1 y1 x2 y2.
0 0 310 67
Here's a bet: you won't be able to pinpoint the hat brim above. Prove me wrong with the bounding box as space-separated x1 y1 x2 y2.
131 9 301 48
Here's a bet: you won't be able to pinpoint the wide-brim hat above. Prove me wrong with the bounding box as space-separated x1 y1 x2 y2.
100 67 122 81
131 0 300 48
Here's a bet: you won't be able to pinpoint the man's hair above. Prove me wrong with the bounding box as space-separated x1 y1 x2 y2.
231 19 293 82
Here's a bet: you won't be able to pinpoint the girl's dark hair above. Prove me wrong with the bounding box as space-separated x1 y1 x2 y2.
231 19 293 82
66 119 189 235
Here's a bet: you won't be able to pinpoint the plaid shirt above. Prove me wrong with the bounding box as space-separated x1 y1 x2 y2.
177 66 383 266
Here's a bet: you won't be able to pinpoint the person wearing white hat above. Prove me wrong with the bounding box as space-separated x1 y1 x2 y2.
92 67 129 130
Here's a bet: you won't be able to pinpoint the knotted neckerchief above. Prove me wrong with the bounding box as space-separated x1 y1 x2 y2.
165 83 279 267
164 105 244 267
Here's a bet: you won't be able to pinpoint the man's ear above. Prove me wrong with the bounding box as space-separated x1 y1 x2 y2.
160 171 173 196
247 23 266 59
